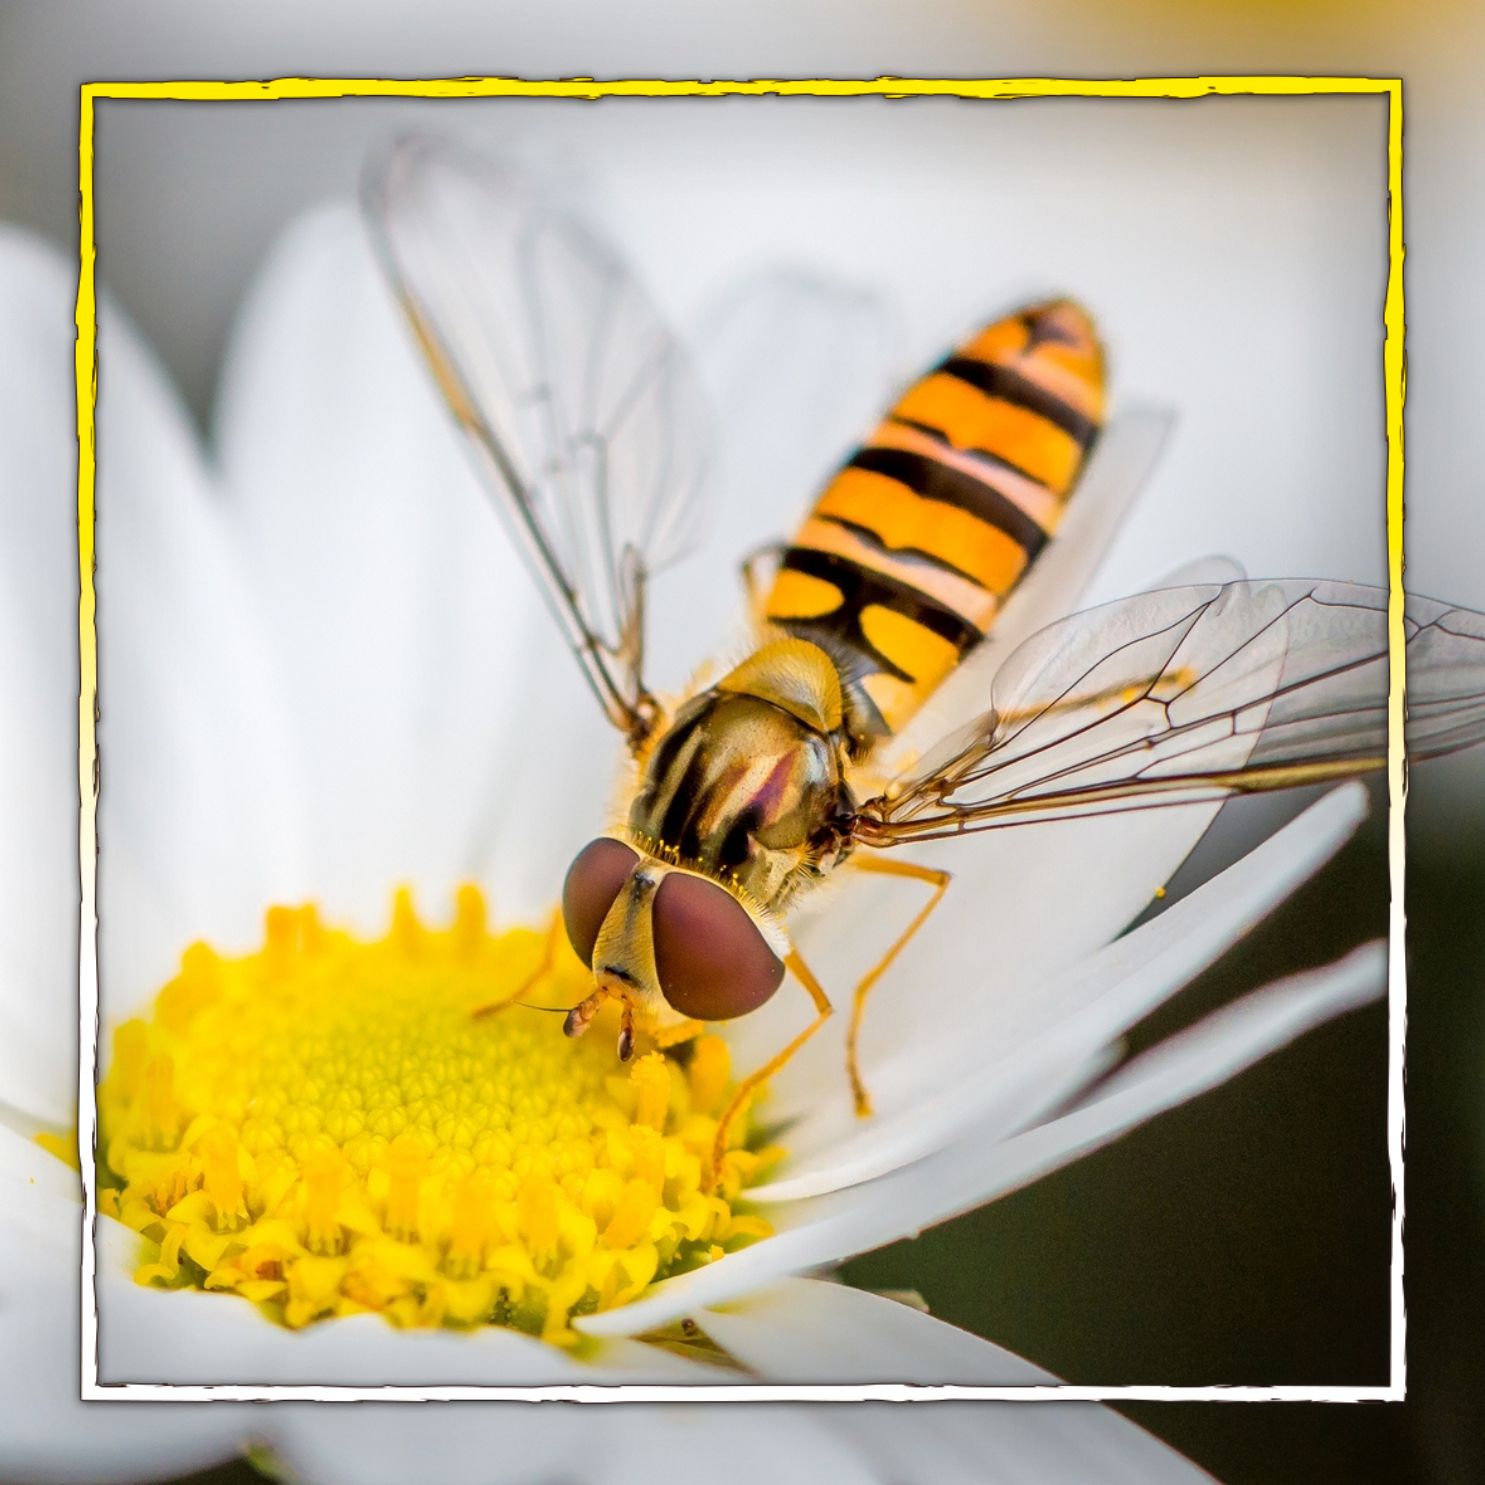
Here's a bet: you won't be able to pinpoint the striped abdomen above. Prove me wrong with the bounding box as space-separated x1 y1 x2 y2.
763 299 1106 739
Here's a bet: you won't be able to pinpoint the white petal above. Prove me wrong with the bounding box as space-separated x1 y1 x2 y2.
213 204 606 931
235 1315 731 1388
579 944 1384 1336
95 285 304 1017
267 1406 611 1485
702 1276 1053 1384
0 230 89 1127
276 1310 592 1387
1078 941 1385 1109
831 1402 1219 1485
0 1210 250 1483
752 783 1368 1198
1153 556 1246 587
270 1383 1213 1485
750 1041 1109 1205
96 1217 291 1382
0 1123 80 1209
270 1401 884 1485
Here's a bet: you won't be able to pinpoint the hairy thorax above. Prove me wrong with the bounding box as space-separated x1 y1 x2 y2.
628 642 853 909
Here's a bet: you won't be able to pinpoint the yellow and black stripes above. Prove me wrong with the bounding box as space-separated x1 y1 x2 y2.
764 299 1106 738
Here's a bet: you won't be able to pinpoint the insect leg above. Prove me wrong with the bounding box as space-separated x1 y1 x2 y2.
707 948 833 1191
842 856 952 1118
471 910 563 1020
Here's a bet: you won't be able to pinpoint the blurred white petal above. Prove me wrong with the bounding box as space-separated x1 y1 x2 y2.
0 230 84 1128
0 1122 79 1208
95 282 303 1016
838 1400 1220 1485
0 1202 251 1484
267 1406 635 1485
272 1401 873 1485
278 1404 1218 1485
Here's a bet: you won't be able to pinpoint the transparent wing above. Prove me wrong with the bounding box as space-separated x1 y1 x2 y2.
855 580 1485 844
362 134 710 747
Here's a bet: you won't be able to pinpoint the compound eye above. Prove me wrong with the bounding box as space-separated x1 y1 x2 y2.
653 873 784 1021
562 838 640 967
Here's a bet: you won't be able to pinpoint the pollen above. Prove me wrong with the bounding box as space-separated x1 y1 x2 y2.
97 889 777 1345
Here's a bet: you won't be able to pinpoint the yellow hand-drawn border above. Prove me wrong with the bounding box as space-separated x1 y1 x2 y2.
75 75 1406 1403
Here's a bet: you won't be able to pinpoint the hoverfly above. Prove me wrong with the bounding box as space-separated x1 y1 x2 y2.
364 136 1485 1182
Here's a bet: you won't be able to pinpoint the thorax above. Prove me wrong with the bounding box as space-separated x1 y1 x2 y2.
628 640 853 908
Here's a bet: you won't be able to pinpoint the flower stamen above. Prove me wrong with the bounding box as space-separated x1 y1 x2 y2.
98 887 779 1343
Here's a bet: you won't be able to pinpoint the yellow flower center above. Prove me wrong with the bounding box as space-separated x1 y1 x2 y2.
97 887 775 1344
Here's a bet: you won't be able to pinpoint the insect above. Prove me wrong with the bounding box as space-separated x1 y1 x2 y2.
364 136 1485 1182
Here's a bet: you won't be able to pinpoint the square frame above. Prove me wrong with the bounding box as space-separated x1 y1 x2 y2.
75 74 1407 1402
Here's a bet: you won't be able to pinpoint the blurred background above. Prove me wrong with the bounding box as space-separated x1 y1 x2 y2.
1 3 1481 1482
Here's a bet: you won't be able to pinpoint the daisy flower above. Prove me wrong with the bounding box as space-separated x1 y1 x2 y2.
0 177 1388 1479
